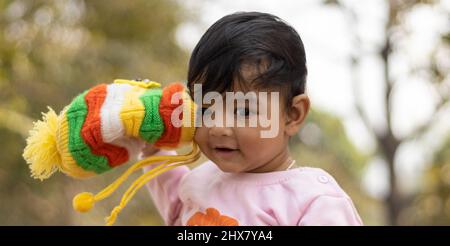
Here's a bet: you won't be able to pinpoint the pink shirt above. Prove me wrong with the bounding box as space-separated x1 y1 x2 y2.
144 150 363 226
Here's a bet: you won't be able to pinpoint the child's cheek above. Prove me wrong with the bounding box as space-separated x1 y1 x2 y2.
235 128 258 147
193 128 200 143
193 127 207 145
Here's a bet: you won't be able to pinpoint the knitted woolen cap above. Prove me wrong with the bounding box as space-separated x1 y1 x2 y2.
23 79 200 225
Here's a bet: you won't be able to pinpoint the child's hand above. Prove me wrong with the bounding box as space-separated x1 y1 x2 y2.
141 143 160 157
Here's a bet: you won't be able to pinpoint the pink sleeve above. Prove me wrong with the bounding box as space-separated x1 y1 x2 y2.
142 150 190 225
298 195 363 226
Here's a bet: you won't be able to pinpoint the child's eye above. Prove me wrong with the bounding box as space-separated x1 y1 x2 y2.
201 107 213 116
234 108 254 117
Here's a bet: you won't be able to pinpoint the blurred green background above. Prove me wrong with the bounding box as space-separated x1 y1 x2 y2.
0 0 449 225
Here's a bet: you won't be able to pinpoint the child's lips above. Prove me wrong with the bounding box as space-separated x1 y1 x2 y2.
213 147 239 159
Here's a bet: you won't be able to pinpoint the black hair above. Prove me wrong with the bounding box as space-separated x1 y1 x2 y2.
187 11 307 110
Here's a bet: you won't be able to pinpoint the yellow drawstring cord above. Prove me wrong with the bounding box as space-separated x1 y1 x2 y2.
105 144 200 225
105 163 183 225
72 143 201 225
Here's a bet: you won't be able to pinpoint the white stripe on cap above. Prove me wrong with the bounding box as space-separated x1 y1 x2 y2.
101 83 144 161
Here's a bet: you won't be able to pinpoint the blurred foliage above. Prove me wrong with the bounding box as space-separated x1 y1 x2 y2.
0 0 188 225
323 0 450 225
403 29 450 225
400 135 450 225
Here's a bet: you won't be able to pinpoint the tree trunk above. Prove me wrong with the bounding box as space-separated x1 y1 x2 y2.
379 133 400 225
380 12 402 224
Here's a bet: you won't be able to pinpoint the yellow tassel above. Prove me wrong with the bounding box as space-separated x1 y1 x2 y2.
23 107 62 181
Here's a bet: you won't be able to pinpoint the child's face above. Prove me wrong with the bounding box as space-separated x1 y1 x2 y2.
193 66 309 173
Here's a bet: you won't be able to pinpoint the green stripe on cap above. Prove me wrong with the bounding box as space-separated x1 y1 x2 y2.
139 88 164 143
67 91 111 174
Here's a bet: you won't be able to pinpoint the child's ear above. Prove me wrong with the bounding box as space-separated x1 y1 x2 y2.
284 94 310 137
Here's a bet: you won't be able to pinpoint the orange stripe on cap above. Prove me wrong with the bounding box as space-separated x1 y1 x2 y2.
81 84 129 167
154 83 184 149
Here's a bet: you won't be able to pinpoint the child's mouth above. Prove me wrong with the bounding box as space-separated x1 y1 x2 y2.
213 147 239 159
215 147 235 151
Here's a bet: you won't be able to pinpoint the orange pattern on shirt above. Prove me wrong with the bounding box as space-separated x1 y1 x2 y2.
187 208 239 226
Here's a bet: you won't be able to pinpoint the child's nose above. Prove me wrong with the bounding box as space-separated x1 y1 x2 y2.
209 125 233 137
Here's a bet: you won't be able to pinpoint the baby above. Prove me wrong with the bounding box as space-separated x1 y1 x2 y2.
142 12 362 226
